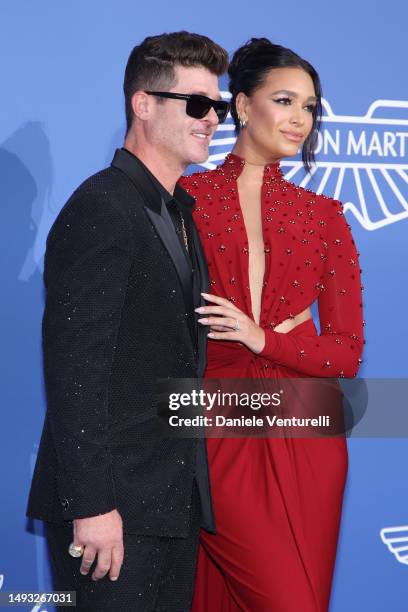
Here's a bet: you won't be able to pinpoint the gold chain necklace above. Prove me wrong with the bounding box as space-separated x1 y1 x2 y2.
179 210 189 253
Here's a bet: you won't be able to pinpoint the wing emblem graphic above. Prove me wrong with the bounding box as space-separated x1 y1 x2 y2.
380 525 408 564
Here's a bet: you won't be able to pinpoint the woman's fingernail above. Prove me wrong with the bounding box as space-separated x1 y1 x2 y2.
195 307 205 313
198 318 208 324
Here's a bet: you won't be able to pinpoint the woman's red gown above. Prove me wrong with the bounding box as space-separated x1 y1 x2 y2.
179 153 364 612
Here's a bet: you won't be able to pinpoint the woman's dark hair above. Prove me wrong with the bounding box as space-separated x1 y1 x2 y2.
228 38 322 172
124 31 229 133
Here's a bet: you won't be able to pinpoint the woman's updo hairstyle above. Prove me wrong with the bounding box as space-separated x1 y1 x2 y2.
228 37 322 172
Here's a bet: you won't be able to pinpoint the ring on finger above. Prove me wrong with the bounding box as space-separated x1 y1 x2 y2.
234 319 240 331
68 543 84 558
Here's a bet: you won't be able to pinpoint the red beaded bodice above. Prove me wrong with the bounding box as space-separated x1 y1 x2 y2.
180 153 364 378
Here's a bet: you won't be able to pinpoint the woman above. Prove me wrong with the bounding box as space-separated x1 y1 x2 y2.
180 38 363 612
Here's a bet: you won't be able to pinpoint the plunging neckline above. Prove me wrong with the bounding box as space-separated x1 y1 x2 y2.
227 153 282 327
236 171 266 326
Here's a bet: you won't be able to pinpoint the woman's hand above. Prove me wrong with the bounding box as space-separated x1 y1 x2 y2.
196 293 265 354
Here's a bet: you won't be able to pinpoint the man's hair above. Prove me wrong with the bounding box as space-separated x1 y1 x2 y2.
124 31 229 132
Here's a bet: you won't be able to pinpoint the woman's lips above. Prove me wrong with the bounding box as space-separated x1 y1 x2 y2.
281 131 304 142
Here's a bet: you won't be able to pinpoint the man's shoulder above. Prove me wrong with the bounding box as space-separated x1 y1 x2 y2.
57 164 144 222
47 167 137 246
73 165 135 201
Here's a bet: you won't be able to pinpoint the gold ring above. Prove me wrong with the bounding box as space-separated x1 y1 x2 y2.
68 542 84 558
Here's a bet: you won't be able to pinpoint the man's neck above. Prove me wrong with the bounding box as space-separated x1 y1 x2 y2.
123 138 184 195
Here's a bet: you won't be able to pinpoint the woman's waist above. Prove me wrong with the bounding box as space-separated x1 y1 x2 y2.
205 318 317 375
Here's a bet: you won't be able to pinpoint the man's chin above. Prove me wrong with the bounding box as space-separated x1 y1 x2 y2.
190 151 209 165
189 139 211 164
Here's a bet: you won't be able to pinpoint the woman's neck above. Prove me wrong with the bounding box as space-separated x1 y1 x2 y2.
232 137 281 167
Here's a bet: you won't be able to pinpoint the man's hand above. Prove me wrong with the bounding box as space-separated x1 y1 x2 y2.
73 509 124 581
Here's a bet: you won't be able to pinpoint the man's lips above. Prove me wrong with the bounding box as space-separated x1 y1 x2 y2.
280 130 304 142
191 132 211 141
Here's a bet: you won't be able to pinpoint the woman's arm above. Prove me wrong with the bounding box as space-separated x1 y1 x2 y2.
259 200 364 377
197 200 364 378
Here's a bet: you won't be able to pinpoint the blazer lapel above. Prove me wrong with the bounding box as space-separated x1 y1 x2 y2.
189 220 210 377
111 149 193 316
144 199 194 317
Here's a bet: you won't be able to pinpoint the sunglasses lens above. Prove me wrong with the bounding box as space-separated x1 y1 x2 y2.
214 103 229 123
186 96 211 119
186 96 230 123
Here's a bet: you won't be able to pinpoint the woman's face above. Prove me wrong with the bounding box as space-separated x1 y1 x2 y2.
236 67 317 161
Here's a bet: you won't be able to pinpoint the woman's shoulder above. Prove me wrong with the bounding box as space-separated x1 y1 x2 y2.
179 166 226 196
283 175 345 219
280 177 355 244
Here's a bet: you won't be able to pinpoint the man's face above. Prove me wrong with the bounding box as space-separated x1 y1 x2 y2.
146 65 221 168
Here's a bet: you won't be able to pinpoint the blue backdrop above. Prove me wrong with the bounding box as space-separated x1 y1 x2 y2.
1 1 407 610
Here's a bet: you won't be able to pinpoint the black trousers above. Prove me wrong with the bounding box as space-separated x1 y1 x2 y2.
46 486 201 611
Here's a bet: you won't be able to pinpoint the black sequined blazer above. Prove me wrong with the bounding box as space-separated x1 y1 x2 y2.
27 148 214 537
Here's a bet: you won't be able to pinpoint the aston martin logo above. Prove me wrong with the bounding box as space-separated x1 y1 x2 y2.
199 94 408 231
380 525 408 564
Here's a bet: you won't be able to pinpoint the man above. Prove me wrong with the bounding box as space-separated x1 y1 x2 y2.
27 31 229 610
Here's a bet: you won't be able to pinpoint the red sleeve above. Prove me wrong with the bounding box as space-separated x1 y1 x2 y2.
259 199 364 378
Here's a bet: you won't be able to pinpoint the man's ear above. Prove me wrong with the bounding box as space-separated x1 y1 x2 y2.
131 91 151 121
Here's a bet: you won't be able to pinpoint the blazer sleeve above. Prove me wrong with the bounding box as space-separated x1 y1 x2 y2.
43 190 133 519
259 199 364 377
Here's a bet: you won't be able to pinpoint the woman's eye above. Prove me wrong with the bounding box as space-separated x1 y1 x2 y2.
274 97 292 105
304 105 316 113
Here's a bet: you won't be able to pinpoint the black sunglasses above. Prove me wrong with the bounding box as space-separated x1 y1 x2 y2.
145 91 230 123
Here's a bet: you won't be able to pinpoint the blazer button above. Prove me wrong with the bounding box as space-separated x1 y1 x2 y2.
61 498 70 510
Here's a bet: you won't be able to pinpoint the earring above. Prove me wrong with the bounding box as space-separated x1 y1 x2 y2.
239 116 247 128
